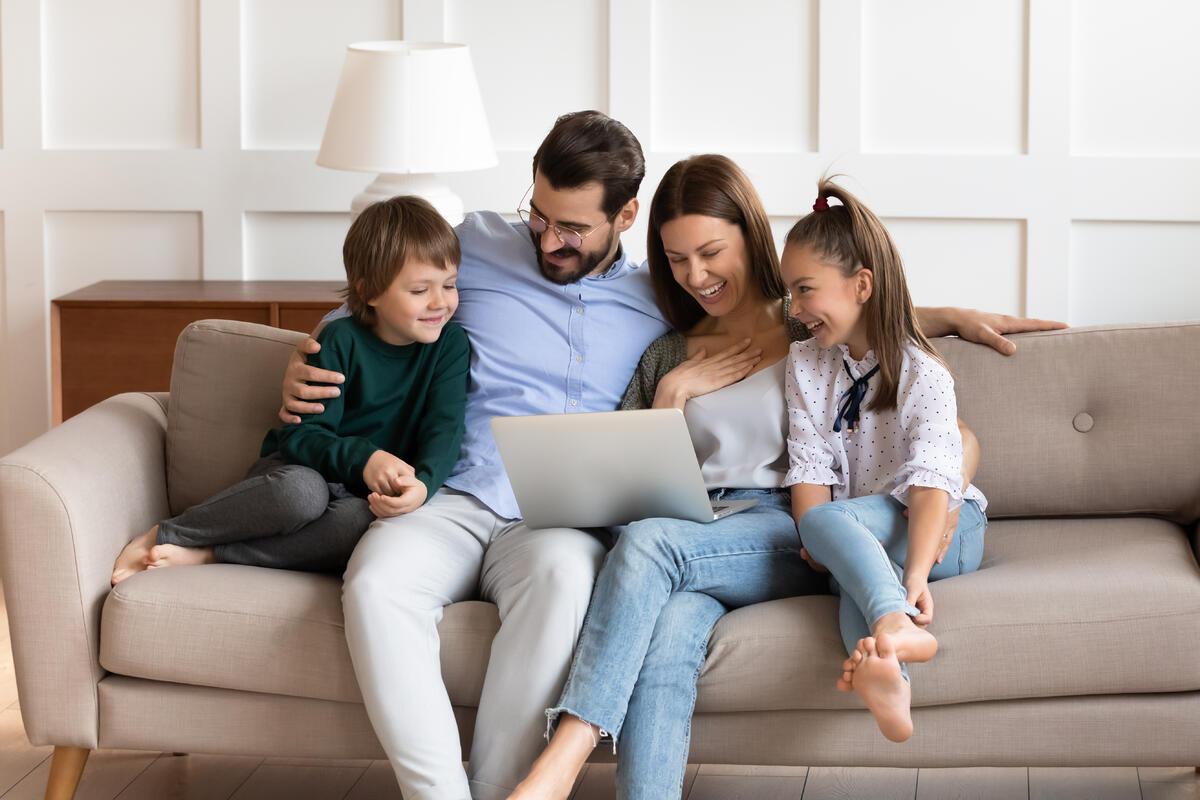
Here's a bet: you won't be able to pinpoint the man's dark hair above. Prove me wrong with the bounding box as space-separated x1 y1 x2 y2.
531 111 645 216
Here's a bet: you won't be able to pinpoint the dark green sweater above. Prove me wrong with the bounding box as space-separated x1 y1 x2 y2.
262 317 470 499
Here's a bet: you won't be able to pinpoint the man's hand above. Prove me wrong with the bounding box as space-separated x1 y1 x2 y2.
941 308 1067 356
362 450 415 496
278 337 346 424
368 475 427 518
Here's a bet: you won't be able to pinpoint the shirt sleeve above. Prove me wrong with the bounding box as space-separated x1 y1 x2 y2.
783 344 840 488
274 323 380 488
889 351 966 509
619 338 667 411
410 324 471 500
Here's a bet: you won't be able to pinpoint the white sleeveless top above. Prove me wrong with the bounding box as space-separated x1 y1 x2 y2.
683 358 788 490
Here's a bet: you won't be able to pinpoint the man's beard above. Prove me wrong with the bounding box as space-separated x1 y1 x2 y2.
534 229 618 285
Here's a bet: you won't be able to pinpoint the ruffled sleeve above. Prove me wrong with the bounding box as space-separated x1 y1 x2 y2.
889 350 966 509
783 343 840 488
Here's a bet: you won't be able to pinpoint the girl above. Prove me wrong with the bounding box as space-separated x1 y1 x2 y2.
782 178 988 742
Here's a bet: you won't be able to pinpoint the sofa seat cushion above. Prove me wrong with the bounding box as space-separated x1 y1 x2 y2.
101 517 1200 712
101 564 497 706
697 517 1200 712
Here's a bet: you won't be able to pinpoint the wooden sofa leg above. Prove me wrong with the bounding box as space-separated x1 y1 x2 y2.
45 746 90 800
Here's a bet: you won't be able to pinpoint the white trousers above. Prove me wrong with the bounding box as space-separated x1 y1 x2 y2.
342 489 607 800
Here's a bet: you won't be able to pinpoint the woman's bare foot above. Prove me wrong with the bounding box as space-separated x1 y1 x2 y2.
111 527 158 585
507 716 596 800
146 543 215 569
872 611 938 663
851 634 913 742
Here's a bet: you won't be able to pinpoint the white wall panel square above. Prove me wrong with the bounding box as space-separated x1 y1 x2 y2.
862 0 1027 154
43 0 199 149
1070 221 1200 326
244 212 351 280
242 0 401 150
446 0 607 151
652 0 816 153
44 212 201 299
771 216 1025 316
1071 0 1200 156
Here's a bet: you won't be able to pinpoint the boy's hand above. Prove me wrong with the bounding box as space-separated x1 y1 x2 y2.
905 578 934 626
363 450 415 496
367 476 427 518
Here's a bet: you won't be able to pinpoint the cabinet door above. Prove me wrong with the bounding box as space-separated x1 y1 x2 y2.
278 305 342 335
57 306 271 421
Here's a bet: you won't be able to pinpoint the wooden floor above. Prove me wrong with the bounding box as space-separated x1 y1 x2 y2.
0 591 1195 799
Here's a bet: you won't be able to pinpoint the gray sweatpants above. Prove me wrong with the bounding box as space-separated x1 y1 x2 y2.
342 488 609 800
157 452 374 573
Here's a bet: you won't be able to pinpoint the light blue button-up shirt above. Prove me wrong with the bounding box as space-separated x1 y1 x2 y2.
326 210 669 519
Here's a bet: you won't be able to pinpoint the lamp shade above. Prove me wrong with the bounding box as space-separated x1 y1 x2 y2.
317 41 497 175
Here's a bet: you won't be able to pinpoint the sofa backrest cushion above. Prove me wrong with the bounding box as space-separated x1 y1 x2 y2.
166 320 305 516
938 321 1199 523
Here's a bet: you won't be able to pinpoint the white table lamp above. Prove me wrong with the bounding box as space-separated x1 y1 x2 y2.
317 41 497 224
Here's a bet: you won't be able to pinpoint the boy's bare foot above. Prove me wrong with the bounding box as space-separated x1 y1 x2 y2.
873 612 938 663
852 634 914 743
146 543 215 569
111 527 158 585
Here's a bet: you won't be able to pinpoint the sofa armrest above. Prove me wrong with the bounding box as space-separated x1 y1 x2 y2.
0 392 170 748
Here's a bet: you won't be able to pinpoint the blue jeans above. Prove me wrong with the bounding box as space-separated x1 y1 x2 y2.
797 493 987 678
550 489 826 800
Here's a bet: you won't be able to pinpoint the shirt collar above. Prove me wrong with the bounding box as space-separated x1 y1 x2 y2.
583 244 637 282
837 343 878 375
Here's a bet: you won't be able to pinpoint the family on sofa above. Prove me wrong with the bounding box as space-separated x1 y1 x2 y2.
109 110 1063 800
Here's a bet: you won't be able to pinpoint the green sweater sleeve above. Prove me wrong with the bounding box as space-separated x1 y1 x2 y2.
411 324 471 499
275 325 380 486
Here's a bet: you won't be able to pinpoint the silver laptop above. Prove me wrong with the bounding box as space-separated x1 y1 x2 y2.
491 408 758 530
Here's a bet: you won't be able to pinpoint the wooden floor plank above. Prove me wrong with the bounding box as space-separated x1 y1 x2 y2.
916 767 1028 800
1138 767 1200 800
802 767 918 800
342 761 404 800
114 753 262 800
229 764 367 800
698 764 809 778
1029 767 1141 800
688 773 805 800
0 709 52 797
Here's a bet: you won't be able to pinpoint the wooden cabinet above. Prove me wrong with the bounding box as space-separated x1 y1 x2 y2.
51 281 343 423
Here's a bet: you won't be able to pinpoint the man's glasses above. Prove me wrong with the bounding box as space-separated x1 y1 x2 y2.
517 186 615 251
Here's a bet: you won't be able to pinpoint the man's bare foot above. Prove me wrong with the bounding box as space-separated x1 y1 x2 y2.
507 717 595 800
852 634 913 742
873 612 938 663
111 527 158 585
146 543 215 569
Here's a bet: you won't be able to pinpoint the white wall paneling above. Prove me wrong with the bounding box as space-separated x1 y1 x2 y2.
1 0 1198 454
244 212 352 280
862 0 1028 155
44 212 202 299
1071 0 1200 157
1069 221 1200 327
42 0 200 149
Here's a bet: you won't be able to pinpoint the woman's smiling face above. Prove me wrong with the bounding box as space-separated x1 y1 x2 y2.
659 214 752 318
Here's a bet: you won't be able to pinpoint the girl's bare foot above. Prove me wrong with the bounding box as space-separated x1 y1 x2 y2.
111 527 158 585
146 543 215 569
873 611 938 664
851 634 914 742
836 649 863 692
507 716 596 800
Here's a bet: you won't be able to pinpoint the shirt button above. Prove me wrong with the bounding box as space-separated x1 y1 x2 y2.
576 355 584 363
576 306 585 315
570 399 578 407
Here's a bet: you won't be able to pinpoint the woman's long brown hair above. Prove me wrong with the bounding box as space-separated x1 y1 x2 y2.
785 177 942 411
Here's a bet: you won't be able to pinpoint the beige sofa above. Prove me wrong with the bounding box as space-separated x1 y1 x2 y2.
2 319 1199 798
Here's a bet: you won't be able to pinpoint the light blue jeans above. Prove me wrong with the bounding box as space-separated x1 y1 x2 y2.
549 488 826 800
797 493 987 678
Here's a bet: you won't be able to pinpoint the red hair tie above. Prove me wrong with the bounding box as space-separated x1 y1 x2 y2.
813 196 829 212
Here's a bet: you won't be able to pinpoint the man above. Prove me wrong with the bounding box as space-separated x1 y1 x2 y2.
280 110 1063 800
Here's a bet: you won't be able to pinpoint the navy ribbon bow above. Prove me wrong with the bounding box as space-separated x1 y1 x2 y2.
833 360 879 433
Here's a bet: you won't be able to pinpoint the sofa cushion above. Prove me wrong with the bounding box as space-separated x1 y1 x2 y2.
938 321 1200 523
166 321 305 516
101 517 1200 711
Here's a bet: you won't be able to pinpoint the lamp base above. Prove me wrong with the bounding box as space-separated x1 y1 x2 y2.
351 173 464 225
